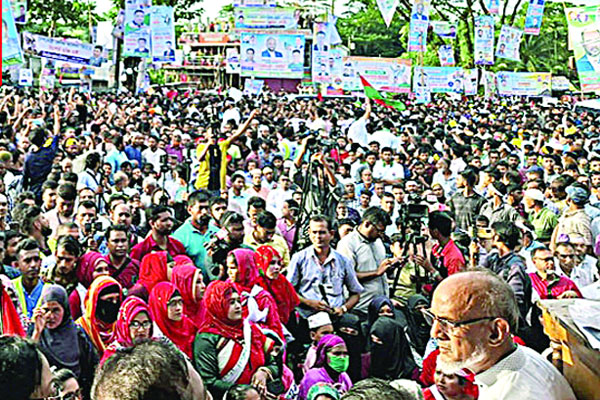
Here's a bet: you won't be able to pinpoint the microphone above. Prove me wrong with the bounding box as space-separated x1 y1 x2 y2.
318 284 331 309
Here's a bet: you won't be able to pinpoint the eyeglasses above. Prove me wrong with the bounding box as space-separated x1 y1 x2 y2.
556 254 576 259
44 389 82 400
534 257 554 263
421 308 497 332
130 320 152 330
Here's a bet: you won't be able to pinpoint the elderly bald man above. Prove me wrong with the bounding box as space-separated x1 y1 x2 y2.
424 270 575 400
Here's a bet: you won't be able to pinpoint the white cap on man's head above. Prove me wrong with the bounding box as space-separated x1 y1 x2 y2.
307 311 332 329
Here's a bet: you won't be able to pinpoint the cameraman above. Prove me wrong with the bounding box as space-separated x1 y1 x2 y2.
76 200 101 251
414 211 466 283
337 206 395 317
205 211 252 281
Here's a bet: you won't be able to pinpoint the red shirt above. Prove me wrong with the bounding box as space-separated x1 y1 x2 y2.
432 239 466 276
130 234 186 262
529 272 582 300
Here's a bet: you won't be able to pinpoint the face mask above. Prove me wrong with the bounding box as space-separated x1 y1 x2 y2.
96 299 120 324
328 354 349 373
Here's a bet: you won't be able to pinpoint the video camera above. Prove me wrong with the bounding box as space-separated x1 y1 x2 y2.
396 193 429 240
297 127 337 153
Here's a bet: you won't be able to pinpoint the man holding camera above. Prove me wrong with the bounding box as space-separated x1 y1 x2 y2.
205 211 252 281
337 207 393 317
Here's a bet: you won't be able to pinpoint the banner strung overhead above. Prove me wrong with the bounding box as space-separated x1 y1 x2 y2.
23 34 98 66
312 22 331 83
496 72 552 96
413 67 463 93
496 25 523 61
525 0 545 35
431 21 457 39
2 0 24 67
234 7 298 30
376 0 399 27
438 45 455 66
474 16 494 65
408 0 431 52
240 31 305 78
150 6 175 62
463 69 479 95
124 0 152 58
565 6 600 92
342 57 412 93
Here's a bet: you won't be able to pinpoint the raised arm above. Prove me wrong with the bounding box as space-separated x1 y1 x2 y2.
229 109 258 143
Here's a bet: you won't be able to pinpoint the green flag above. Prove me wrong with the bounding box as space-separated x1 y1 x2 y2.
359 74 406 111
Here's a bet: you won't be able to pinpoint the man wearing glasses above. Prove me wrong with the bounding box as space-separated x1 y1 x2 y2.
424 270 575 399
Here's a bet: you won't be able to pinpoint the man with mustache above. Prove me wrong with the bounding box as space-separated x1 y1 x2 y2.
426 270 575 400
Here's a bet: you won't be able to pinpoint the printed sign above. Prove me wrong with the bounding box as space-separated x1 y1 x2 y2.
496 25 523 61
431 21 457 39
463 69 479 95
438 45 455 66
12 0 26 24
151 6 175 62
474 15 494 65
565 6 600 92
525 0 545 35
414 67 464 93
240 31 305 78
408 0 431 52
234 7 298 29
23 34 97 65
124 0 152 58
342 57 412 93
496 72 552 96
2 0 24 67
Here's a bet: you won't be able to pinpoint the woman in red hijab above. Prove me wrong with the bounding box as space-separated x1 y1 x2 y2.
129 252 194 301
149 281 197 358
226 248 284 339
70 252 111 320
101 296 154 364
75 276 123 356
254 245 299 325
0 277 25 336
172 261 205 328
193 281 279 400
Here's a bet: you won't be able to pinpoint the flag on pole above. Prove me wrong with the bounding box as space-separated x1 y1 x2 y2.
359 74 406 111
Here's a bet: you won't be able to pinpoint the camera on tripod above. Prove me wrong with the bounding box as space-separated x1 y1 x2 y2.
396 194 429 240
159 154 171 173
298 129 336 153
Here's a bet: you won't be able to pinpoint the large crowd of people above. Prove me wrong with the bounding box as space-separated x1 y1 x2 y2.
0 84 596 400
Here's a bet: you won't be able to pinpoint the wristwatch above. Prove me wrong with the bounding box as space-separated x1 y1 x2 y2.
341 305 348 313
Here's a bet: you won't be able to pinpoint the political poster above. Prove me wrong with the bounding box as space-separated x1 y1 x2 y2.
431 21 457 39
124 0 152 58
317 47 346 93
485 0 500 14
150 6 175 62
18 68 32 86
408 0 431 52
2 0 24 67
414 67 463 93
463 69 479 95
438 45 455 66
551 76 577 91
22 34 97 65
474 16 494 65
342 57 411 93
234 7 298 30
565 6 600 92
233 0 276 7
414 86 431 104
483 71 497 98
226 48 241 74
496 72 551 96
524 0 545 35
12 0 26 24
496 25 523 61
243 78 265 96
376 0 399 27
312 22 331 83
240 31 305 78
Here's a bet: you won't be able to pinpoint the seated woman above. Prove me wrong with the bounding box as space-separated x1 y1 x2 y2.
71 252 112 320
193 281 280 400
299 334 353 400
129 251 189 301
254 245 299 325
368 317 417 381
172 260 206 328
30 285 98 398
149 281 198 358
75 276 123 356
101 296 153 363
227 248 283 339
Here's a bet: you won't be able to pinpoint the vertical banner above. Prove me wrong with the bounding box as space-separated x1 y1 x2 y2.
226 48 241 74
328 14 342 46
524 0 545 35
485 0 500 15
431 21 457 39
438 45 455 66
376 0 399 27
408 0 431 52
483 71 497 98
474 15 494 65
463 69 479 95
312 22 331 83
12 0 26 23
496 25 523 61
2 0 24 68
150 6 175 62
565 6 600 92
124 0 152 58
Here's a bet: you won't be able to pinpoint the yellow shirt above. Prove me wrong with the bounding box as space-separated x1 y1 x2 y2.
194 138 232 190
